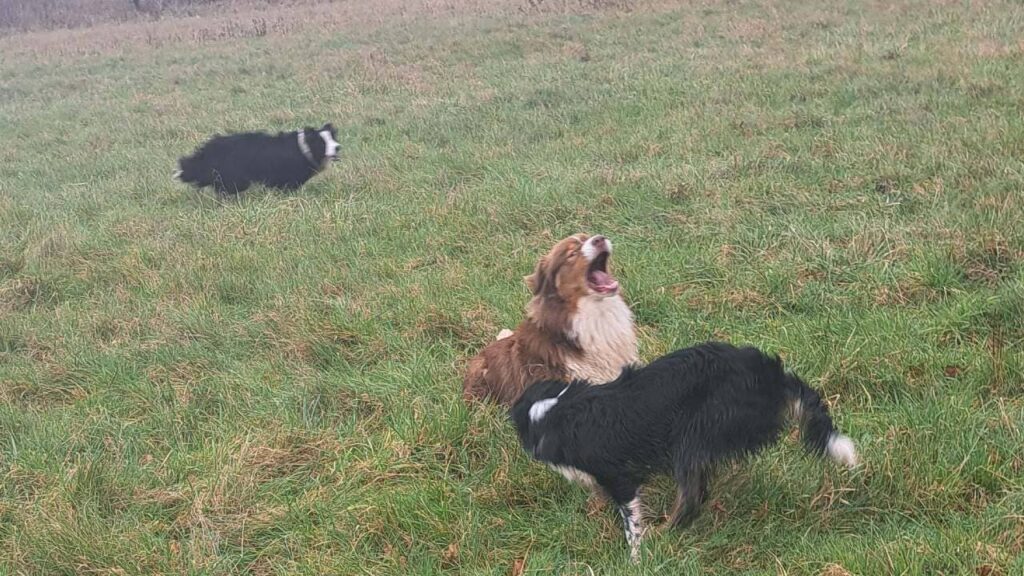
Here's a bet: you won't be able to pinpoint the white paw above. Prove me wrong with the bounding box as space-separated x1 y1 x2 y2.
827 434 860 468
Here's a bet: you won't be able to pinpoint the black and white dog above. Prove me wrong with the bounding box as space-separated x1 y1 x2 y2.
510 341 859 562
175 124 340 195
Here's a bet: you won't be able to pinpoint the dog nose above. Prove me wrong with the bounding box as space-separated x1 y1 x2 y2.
590 235 607 250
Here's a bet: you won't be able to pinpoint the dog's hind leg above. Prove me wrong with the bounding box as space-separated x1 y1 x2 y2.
666 464 708 530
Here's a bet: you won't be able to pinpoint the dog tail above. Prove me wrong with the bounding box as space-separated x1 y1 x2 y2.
783 371 859 468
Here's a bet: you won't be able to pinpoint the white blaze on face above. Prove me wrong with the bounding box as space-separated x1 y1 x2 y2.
581 235 612 262
319 130 340 159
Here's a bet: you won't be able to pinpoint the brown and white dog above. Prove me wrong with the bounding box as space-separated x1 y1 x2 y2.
463 233 638 406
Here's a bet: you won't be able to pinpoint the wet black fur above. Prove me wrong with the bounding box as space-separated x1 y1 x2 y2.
177 124 336 195
510 341 846 530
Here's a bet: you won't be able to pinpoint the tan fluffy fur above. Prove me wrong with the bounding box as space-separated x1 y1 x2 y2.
463 234 638 406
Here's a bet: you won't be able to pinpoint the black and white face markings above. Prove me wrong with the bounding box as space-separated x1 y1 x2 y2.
617 496 644 563
318 129 340 160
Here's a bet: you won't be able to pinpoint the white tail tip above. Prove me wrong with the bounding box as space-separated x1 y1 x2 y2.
496 329 514 341
827 434 859 468
172 169 182 181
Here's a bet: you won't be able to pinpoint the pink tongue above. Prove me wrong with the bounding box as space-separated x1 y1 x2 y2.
589 270 617 291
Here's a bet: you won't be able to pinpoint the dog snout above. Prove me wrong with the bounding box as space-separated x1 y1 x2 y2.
590 235 607 251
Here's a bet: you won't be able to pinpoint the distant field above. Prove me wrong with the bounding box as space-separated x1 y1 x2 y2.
1 0 1023 574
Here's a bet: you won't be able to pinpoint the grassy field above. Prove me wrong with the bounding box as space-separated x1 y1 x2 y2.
2 0 1023 573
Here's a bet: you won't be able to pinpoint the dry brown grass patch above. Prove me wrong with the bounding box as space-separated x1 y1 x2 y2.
1 376 88 408
412 304 498 349
241 432 339 483
724 287 768 309
91 315 145 350
820 564 854 576
727 17 777 43
872 278 935 306
562 40 590 62
0 0 648 60
133 486 189 509
253 297 386 367
2 463 51 501
146 359 215 405
356 47 434 93
845 229 909 265
964 235 1020 284
0 277 47 313
169 432 338 558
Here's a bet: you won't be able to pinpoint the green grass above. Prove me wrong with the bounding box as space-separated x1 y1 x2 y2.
2 0 1023 573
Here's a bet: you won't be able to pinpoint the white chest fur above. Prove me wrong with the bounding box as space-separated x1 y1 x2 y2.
565 295 638 383
549 464 597 489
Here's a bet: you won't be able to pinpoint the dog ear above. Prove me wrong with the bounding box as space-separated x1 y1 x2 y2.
524 256 549 295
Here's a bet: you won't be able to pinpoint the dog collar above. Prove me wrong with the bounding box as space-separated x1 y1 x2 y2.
296 132 320 170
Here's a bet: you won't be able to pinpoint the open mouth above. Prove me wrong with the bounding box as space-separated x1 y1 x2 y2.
586 250 619 294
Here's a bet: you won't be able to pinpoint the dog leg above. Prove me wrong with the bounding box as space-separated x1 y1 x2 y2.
667 467 707 529
603 479 645 562
616 494 644 564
